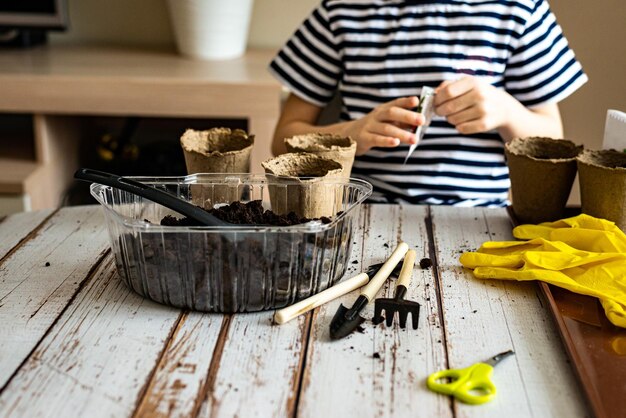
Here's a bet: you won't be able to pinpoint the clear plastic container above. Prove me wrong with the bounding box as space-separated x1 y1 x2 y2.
90 174 372 312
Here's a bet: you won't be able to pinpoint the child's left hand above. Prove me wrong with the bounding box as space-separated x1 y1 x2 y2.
434 76 520 134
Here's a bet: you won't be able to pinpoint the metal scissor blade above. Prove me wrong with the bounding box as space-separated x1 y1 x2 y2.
484 350 515 367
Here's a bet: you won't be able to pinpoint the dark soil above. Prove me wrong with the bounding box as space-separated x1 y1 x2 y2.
419 258 432 269
159 200 332 226
113 200 355 313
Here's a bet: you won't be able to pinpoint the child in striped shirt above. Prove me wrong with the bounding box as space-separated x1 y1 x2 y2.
268 0 587 207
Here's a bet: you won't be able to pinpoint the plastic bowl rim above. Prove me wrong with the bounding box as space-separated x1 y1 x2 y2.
89 174 373 233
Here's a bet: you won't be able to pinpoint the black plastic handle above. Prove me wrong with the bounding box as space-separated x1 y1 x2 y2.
75 168 229 227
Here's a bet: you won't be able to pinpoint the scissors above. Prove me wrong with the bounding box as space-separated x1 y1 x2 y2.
427 350 515 405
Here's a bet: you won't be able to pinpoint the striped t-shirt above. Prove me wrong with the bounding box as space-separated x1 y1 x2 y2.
269 0 587 207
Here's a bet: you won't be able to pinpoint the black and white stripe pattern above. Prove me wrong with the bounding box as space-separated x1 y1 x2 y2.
270 0 587 207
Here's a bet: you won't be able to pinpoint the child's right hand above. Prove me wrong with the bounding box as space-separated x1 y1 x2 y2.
342 96 424 155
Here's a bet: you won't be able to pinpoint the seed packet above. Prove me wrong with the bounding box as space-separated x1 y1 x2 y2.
405 86 436 164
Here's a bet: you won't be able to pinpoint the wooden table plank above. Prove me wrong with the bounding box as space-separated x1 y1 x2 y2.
133 312 226 418
195 311 307 417
293 203 369 417
430 206 588 417
0 209 54 260
294 204 369 416
0 206 110 390
298 204 451 418
0 256 183 417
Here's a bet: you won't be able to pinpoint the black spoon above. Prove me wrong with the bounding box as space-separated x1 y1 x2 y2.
74 168 230 227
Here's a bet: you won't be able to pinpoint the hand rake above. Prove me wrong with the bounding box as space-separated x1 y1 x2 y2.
373 249 421 329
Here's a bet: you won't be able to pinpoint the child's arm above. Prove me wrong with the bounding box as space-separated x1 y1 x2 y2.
272 94 424 156
434 76 564 141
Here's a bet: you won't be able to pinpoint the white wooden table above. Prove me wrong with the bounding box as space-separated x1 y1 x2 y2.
0 205 590 418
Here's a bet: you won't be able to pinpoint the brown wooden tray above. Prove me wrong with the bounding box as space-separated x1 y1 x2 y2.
538 283 626 418
509 207 626 418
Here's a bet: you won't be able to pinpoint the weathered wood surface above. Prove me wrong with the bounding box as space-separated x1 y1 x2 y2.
0 208 54 260
0 257 182 417
297 204 451 418
0 205 589 418
134 311 224 418
430 206 587 418
0 206 110 390
196 311 307 418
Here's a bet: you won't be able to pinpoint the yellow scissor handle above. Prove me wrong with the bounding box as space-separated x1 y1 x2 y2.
427 363 497 405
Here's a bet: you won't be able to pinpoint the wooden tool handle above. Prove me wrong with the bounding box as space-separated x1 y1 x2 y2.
273 273 369 325
361 242 409 301
397 250 417 289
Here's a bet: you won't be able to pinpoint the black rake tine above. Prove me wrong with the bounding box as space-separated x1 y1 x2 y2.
373 306 384 325
398 311 409 329
367 262 402 277
411 308 420 329
385 310 395 327
366 262 383 276
412 314 419 330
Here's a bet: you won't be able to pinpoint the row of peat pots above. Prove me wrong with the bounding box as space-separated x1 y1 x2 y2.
506 137 626 231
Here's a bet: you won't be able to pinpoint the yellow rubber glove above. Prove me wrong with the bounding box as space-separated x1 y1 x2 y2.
513 214 626 253
460 215 626 328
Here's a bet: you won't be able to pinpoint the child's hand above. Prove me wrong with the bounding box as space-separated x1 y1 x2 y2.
343 96 424 155
434 76 518 134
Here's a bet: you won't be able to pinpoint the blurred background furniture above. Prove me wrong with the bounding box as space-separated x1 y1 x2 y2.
0 45 281 213
0 0 623 214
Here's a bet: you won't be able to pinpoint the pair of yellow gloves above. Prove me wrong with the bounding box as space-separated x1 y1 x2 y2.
460 214 626 328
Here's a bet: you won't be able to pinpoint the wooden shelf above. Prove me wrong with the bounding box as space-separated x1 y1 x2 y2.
0 114 36 161
0 158 42 194
0 45 281 119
